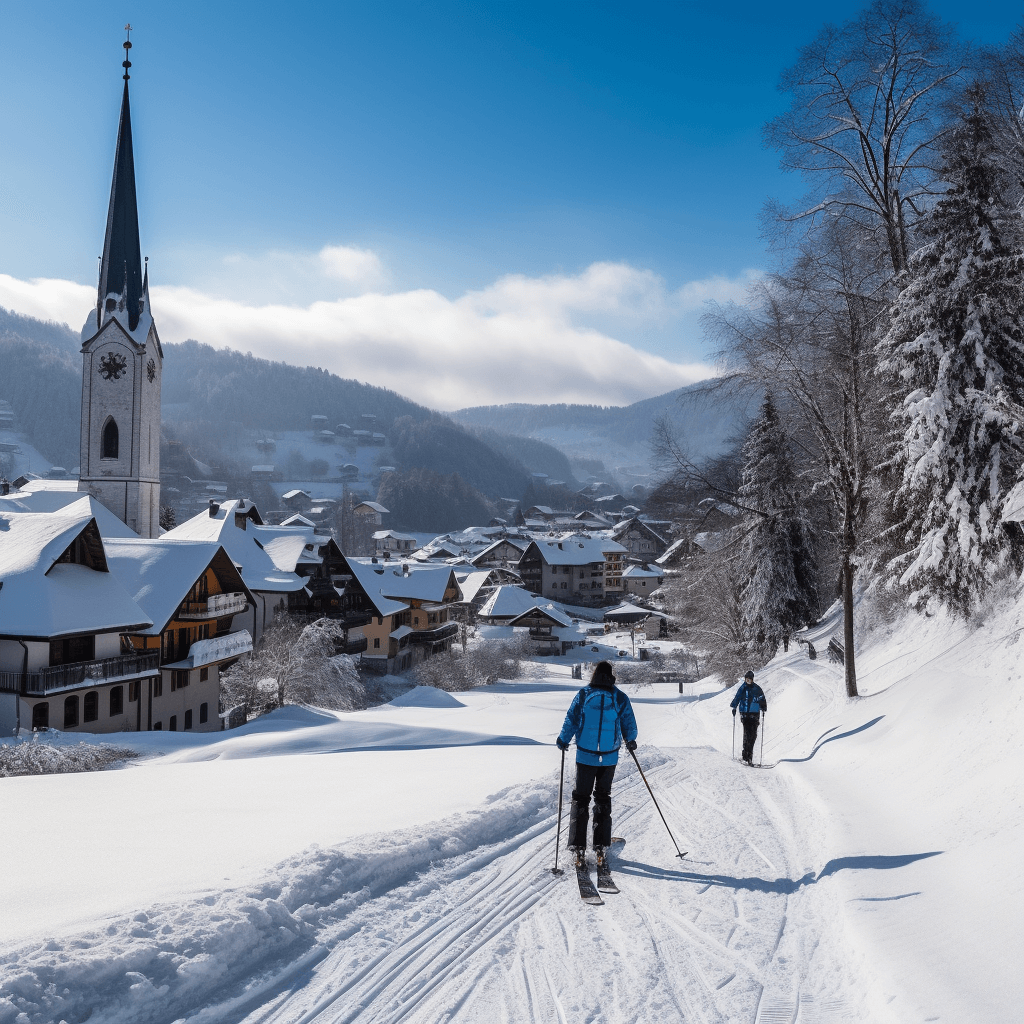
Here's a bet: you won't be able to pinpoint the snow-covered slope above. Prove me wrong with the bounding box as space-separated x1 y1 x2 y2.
0 602 1020 1023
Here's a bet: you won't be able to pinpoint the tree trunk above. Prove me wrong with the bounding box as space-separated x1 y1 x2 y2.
842 514 858 698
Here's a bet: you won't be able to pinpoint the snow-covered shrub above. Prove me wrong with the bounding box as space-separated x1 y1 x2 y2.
412 634 533 692
0 736 139 777
221 616 366 718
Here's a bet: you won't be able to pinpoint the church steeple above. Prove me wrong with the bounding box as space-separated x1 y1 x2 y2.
96 27 144 333
79 25 162 539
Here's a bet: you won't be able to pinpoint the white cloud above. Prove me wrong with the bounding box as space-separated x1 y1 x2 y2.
0 260 758 410
674 269 762 311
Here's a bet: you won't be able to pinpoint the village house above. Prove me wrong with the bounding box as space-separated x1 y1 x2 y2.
341 558 462 674
611 516 670 560
0 503 158 736
373 530 419 558
104 538 256 732
516 535 627 607
470 535 531 568
620 562 665 597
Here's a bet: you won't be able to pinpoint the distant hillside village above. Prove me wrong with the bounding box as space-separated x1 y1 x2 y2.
0 69 687 738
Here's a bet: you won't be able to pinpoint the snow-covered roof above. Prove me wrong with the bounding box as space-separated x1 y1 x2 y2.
477 584 540 621
621 564 665 579
345 559 461 617
452 569 495 604
281 490 310 501
355 501 389 514
507 603 574 628
104 539 253 635
526 535 627 566
373 530 418 542
0 490 140 540
163 499 310 593
390 624 415 641
603 602 657 621
280 513 317 528
471 536 529 564
0 509 152 639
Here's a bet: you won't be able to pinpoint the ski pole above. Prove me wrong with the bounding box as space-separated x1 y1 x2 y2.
551 746 566 875
732 714 736 761
628 746 686 859
759 713 765 768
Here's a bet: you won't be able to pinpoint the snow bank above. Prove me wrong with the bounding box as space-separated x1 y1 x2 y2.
388 685 467 708
0 775 557 1024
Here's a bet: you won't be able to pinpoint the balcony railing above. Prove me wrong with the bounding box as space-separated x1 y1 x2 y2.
342 635 368 655
177 592 248 620
175 630 253 669
18 652 161 695
407 622 459 645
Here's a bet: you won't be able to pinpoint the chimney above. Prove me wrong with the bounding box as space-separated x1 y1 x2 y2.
209 500 220 517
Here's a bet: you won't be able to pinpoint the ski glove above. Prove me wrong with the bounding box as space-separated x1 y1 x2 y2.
626 740 637 752
556 738 569 752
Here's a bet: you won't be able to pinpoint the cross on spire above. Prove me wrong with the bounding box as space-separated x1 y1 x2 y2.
123 24 132 81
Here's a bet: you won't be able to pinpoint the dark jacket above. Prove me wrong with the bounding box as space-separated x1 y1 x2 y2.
558 677 638 766
730 681 767 715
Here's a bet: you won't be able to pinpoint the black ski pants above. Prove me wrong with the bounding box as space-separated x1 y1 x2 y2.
568 762 615 849
740 713 760 762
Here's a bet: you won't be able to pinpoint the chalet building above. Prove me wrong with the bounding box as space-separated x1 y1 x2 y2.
104 539 256 732
476 584 549 624
373 530 418 558
620 563 665 597
505 604 579 657
77 54 162 538
471 536 531 568
341 558 462 674
0 504 158 736
282 490 313 513
612 516 670 561
516 535 627 607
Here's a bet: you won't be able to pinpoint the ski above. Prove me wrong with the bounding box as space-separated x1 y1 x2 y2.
576 864 604 905
596 868 619 894
609 836 626 846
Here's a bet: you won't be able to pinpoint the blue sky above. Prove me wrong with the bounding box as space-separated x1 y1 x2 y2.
0 1 1020 408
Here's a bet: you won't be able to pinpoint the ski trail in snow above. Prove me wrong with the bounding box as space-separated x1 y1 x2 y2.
220 743 870 1024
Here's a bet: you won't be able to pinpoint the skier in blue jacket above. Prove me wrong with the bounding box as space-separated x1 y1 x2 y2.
556 661 638 872
731 670 767 765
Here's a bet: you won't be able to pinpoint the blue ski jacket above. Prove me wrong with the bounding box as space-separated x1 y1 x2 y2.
558 683 638 766
730 681 767 715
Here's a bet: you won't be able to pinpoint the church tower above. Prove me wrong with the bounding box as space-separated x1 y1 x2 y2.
79 29 162 538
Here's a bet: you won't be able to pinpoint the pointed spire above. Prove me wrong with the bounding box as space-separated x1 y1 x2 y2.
97 27 143 333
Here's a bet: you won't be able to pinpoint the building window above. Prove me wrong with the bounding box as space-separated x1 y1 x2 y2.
153 677 163 698
199 702 208 724
199 667 209 682
32 703 49 730
373 637 380 649
377 616 383 626
153 721 162 730
561 582 567 589
102 418 119 459
109 686 124 717
64 695 79 729
172 670 189 691
169 715 177 731
83 690 99 723
50 635 95 666
128 681 139 702
184 709 193 730
413 616 419 625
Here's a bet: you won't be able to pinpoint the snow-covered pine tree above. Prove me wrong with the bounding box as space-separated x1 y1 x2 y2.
738 393 818 657
877 91 1024 614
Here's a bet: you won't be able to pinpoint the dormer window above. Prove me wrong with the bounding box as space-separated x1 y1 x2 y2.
105 298 116 311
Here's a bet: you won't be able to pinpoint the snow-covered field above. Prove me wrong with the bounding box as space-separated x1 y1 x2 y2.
1 605 1020 1023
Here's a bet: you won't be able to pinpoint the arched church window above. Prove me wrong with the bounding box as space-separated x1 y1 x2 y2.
102 418 119 460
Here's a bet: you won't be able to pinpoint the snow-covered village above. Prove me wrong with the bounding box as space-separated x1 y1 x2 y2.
1 2 1023 1022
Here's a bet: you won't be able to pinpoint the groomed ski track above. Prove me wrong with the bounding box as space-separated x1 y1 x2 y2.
224 741 860 1024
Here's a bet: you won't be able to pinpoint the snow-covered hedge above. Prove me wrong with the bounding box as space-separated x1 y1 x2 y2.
0 737 139 778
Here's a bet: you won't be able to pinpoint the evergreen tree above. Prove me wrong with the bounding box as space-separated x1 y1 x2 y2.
738 394 818 656
877 93 1024 614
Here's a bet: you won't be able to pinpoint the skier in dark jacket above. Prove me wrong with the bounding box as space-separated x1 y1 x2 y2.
556 661 638 873
731 670 767 765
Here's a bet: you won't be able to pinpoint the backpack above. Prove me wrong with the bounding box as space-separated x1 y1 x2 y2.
575 686 624 756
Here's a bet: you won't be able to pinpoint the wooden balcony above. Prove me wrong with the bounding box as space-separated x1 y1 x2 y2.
177 592 248 620
16 652 161 695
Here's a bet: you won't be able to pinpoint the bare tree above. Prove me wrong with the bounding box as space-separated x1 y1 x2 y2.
765 0 964 276
704 220 890 697
221 616 365 718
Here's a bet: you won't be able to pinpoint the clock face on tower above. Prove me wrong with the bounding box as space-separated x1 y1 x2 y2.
99 351 128 381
